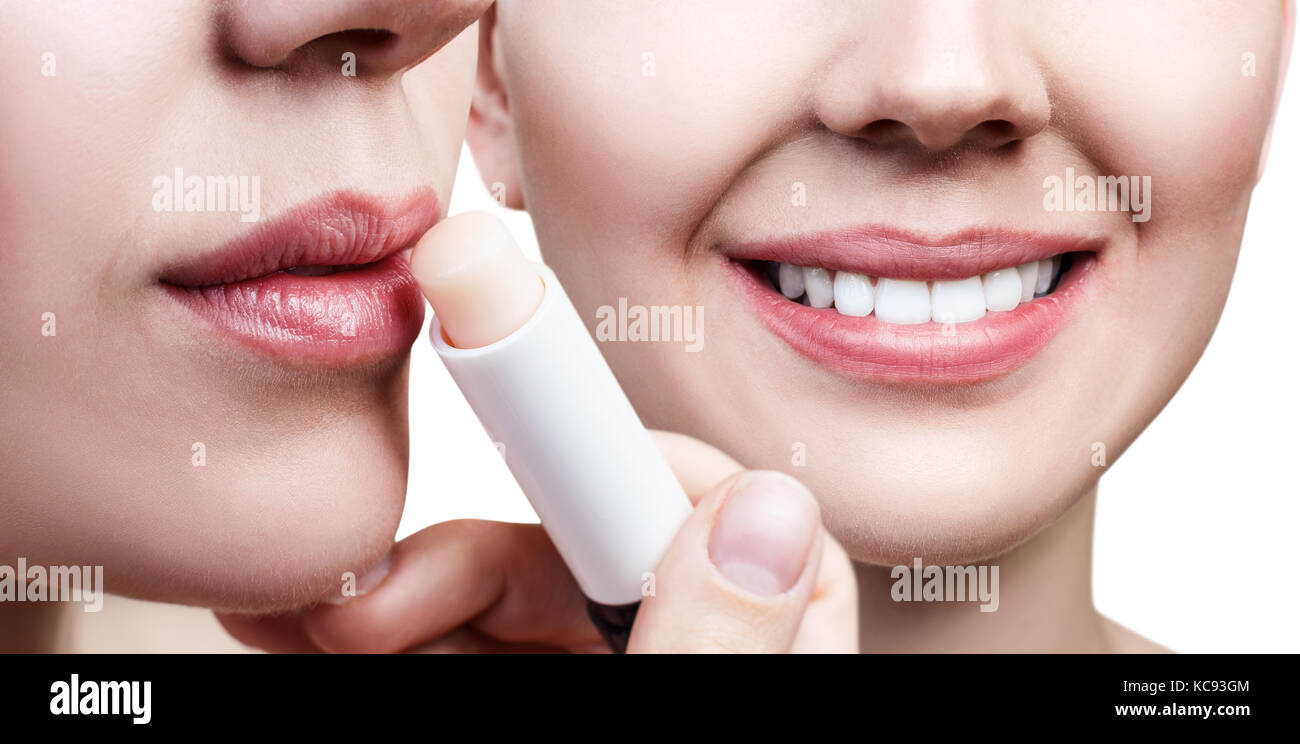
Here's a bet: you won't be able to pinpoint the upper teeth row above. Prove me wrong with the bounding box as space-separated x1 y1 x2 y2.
774 257 1062 324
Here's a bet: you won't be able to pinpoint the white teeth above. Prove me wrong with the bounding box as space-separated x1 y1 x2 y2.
1033 258 1054 296
930 277 986 324
982 269 1022 312
875 278 932 325
778 262 805 299
832 271 874 316
769 256 1067 324
803 266 835 308
1015 262 1038 303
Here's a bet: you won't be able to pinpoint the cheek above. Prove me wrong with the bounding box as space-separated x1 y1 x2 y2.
502 3 827 249
0 6 211 495
0 7 214 343
0 7 208 238
1049 4 1278 227
1031 2 1281 475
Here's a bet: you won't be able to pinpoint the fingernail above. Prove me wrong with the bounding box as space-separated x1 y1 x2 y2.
708 472 819 596
326 553 391 605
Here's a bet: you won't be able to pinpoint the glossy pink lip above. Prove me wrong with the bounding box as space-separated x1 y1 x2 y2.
724 227 1101 384
161 190 437 366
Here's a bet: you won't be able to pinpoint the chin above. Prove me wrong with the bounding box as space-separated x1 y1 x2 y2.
114 478 405 615
632 364 1111 569
811 461 1095 568
79 421 412 616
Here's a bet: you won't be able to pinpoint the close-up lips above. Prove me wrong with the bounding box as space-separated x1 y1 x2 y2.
159 189 438 366
725 226 1103 383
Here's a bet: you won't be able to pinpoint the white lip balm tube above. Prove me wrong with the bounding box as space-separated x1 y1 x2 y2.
411 213 693 651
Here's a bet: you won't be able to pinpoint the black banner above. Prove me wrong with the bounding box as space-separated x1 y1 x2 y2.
0 653 1290 732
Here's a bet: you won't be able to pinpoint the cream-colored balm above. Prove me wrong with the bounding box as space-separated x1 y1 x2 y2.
409 212 544 349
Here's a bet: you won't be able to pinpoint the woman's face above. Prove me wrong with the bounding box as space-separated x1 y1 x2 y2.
0 0 487 612
480 0 1292 564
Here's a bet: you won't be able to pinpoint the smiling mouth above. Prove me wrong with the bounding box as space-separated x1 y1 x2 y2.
724 227 1101 383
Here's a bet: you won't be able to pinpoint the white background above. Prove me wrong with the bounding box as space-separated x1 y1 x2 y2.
400 51 1300 653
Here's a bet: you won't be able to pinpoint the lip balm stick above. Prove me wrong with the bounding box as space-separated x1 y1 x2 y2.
410 213 694 652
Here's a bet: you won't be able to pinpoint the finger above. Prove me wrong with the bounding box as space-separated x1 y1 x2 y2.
789 534 859 653
627 470 827 653
300 519 602 653
648 429 745 504
651 431 857 652
216 611 322 654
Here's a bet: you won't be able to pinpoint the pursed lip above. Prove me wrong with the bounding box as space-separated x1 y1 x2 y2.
722 226 1103 384
160 189 438 366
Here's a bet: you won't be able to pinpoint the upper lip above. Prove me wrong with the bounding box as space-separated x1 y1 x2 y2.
160 189 440 288
722 225 1102 281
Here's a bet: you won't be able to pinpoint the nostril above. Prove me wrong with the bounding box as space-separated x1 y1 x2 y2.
320 28 396 50
858 117 1024 151
979 119 1024 149
983 120 1016 138
860 119 910 144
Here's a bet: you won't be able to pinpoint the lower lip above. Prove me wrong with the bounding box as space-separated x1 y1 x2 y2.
728 254 1097 384
163 253 424 365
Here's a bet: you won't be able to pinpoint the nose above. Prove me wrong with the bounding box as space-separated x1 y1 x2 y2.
221 0 491 77
815 0 1050 152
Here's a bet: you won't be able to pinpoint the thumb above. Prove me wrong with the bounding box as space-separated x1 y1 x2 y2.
627 470 824 653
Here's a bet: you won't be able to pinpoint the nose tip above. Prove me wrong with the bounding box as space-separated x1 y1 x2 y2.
222 0 490 77
814 3 1051 155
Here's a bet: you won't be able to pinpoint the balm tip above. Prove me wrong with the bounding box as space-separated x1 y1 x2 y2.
410 212 543 349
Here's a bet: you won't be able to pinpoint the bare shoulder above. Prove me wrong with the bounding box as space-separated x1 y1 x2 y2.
1100 615 1173 653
